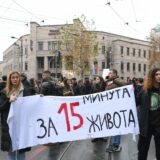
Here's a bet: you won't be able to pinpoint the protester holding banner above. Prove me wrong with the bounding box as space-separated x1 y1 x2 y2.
0 71 35 160
137 68 160 160
105 69 127 153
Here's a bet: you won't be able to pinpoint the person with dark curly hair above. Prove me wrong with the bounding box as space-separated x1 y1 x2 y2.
137 68 160 160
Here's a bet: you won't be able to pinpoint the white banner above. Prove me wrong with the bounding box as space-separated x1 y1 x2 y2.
7 85 139 151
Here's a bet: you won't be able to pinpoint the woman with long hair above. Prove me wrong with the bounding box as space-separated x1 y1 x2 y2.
91 75 106 142
137 68 160 160
0 71 35 160
63 78 74 96
91 75 106 93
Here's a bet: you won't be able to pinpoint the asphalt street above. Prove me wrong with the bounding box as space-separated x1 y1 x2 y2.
0 134 156 160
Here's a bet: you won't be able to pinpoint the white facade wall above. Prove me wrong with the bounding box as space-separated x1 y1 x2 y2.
2 20 150 80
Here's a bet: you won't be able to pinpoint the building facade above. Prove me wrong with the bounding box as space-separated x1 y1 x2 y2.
2 19 150 80
0 61 3 78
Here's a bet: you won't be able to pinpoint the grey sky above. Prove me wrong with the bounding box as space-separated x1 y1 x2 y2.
0 0 159 60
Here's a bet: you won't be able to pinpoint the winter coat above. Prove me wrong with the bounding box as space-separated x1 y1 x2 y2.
105 77 126 90
136 88 160 137
137 90 150 137
0 87 35 152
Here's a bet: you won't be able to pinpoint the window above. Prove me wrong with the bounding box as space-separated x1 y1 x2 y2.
48 57 56 68
102 62 105 69
37 57 44 69
138 49 141 57
144 64 146 72
48 41 59 50
102 46 105 54
138 64 141 72
133 48 135 56
120 46 124 56
25 47 28 56
127 62 130 71
30 40 33 51
121 62 124 71
25 62 28 71
133 63 136 71
38 41 43 51
143 50 146 58
127 47 130 56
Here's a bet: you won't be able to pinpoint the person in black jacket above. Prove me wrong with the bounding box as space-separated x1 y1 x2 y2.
137 68 160 160
0 71 35 160
40 70 63 96
0 75 7 91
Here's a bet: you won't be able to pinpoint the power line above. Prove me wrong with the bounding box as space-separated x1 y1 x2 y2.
105 1 146 37
0 4 66 23
105 2 129 25
0 16 28 23
130 0 141 22
11 0 42 21
0 2 14 18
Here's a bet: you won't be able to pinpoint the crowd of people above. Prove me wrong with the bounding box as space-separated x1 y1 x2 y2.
0 68 160 160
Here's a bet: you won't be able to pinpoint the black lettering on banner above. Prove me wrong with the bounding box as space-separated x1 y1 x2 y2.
92 94 100 103
87 115 100 133
115 89 120 99
98 114 107 130
120 110 127 127
87 109 136 133
108 91 114 100
100 92 108 101
106 113 113 129
37 118 58 139
122 88 131 98
128 109 136 127
37 119 47 138
83 95 92 104
113 112 121 128
48 118 58 137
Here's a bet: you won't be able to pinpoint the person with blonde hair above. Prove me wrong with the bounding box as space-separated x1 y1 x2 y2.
137 68 160 160
0 71 35 160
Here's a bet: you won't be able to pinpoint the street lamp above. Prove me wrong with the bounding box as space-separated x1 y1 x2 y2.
11 36 23 72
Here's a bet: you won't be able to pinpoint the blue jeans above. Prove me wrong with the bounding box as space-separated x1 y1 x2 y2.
8 151 25 160
112 135 121 146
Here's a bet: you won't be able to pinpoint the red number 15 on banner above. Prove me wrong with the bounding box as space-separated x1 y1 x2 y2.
58 102 84 132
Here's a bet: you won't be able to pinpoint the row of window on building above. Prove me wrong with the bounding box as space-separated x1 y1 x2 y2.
121 62 147 72
120 46 150 58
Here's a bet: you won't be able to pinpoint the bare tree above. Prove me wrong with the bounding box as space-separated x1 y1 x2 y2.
149 28 160 68
60 16 98 79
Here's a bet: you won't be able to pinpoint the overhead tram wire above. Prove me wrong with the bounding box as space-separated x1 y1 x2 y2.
0 4 66 24
105 1 146 38
11 0 43 22
0 2 14 17
0 16 28 24
105 2 128 25
130 0 141 22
